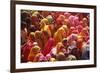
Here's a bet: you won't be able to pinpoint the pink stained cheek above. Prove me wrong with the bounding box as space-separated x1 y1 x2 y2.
76 25 83 33
73 16 79 26
72 30 79 34
68 15 75 26
75 20 79 26
70 27 76 31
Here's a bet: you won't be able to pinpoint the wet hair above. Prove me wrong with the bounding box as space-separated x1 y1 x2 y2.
21 11 31 21
21 11 32 30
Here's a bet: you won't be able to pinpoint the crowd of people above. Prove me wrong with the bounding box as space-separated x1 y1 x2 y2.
21 10 90 63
